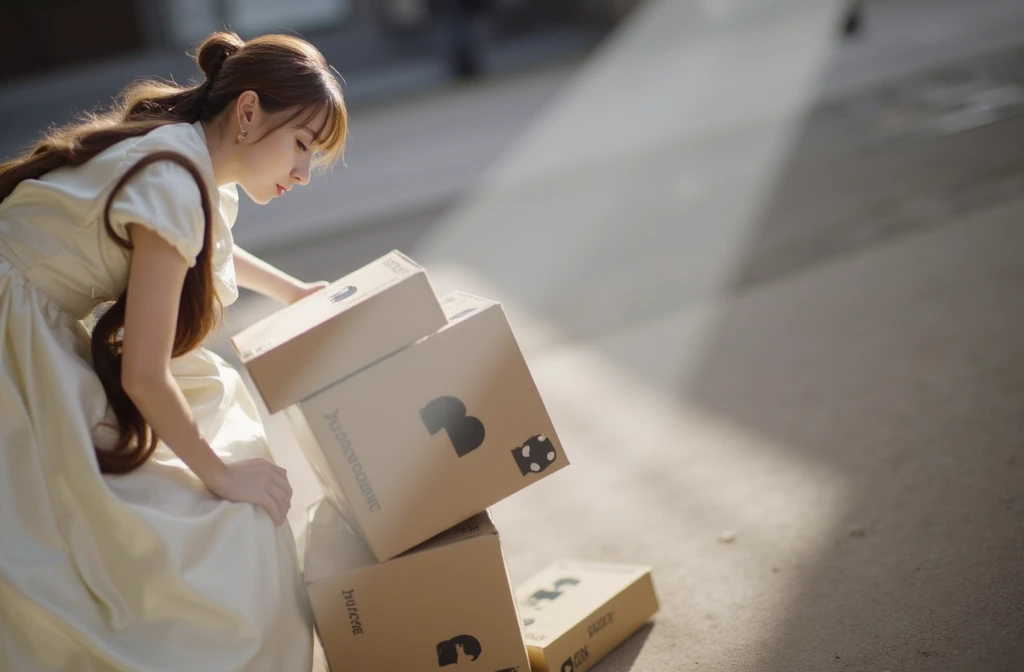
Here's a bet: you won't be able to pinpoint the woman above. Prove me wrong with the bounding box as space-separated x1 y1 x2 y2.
0 30 347 671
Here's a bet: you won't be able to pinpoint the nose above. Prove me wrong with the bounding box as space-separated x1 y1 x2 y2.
291 162 310 187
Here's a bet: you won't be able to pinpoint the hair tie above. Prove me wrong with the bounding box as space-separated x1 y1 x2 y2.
206 45 237 91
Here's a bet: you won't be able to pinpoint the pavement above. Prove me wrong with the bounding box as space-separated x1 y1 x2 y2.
10 0 1024 668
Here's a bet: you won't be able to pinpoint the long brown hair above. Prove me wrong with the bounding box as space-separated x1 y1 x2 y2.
0 31 348 474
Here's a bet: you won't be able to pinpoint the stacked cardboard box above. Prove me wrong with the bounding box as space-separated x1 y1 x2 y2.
304 500 528 670
232 251 564 670
232 250 659 671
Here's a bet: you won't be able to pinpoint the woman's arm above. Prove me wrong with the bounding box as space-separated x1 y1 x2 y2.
121 225 292 525
121 226 226 483
233 245 327 305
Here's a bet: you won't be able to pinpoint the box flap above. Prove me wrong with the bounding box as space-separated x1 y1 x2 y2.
439 290 500 323
231 250 423 362
398 510 497 558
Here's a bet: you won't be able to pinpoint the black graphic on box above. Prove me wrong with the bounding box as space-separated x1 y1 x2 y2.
511 435 557 476
421 396 486 457
566 647 590 669
330 285 357 303
436 634 481 666
525 576 580 609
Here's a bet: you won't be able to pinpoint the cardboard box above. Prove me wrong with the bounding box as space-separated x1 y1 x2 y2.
230 250 446 413
285 290 569 561
515 560 659 672
304 498 531 672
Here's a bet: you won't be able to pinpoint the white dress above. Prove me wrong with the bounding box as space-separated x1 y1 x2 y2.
0 122 314 671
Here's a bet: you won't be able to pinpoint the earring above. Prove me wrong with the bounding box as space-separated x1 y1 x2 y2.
237 129 247 142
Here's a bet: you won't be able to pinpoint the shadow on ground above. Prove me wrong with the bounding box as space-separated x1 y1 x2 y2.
679 44 1024 672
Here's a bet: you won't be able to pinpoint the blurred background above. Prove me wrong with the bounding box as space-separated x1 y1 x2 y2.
3 0 1024 670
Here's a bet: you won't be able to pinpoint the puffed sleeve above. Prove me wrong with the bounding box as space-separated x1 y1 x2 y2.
106 157 208 267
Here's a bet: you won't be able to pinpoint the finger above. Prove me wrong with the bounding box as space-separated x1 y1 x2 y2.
270 483 291 514
273 474 293 500
271 484 291 518
262 494 283 527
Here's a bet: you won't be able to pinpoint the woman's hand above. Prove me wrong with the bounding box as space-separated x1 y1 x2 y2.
233 246 329 305
286 280 329 304
205 459 294 527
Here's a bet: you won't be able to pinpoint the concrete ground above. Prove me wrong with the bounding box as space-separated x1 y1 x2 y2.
197 0 1024 669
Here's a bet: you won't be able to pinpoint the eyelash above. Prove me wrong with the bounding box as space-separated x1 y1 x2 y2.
297 140 308 152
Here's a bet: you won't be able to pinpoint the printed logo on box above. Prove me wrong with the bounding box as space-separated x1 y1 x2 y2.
448 307 478 321
562 646 589 672
323 411 381 513
241 342 272 359
587 611 614 639
436 634 480 666
341 588 364 635
421 396 486 457
381 255 412 276
522 627 545 643
329 285 357 303
420 396 559 474
510 435 557 475
524 577 580 610
435 635 522 670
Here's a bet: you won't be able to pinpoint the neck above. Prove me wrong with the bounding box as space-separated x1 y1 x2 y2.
200 118 238 187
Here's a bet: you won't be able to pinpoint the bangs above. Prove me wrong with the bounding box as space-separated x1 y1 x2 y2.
291 92 348 171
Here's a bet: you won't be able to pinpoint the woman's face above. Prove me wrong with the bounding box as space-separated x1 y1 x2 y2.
236 104 327 205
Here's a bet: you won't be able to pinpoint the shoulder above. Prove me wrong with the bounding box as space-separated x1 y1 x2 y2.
118 123 214 184
108 123 220 214
104 124 218 267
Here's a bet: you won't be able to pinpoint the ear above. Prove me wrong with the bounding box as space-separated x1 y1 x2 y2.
235 90 261 133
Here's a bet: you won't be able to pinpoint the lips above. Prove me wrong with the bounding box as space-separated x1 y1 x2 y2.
276 184 286 197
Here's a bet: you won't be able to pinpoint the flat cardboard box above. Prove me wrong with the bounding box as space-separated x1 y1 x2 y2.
305 498 530 672
515 560 659 672
230 250 446 413
286 290 569 561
